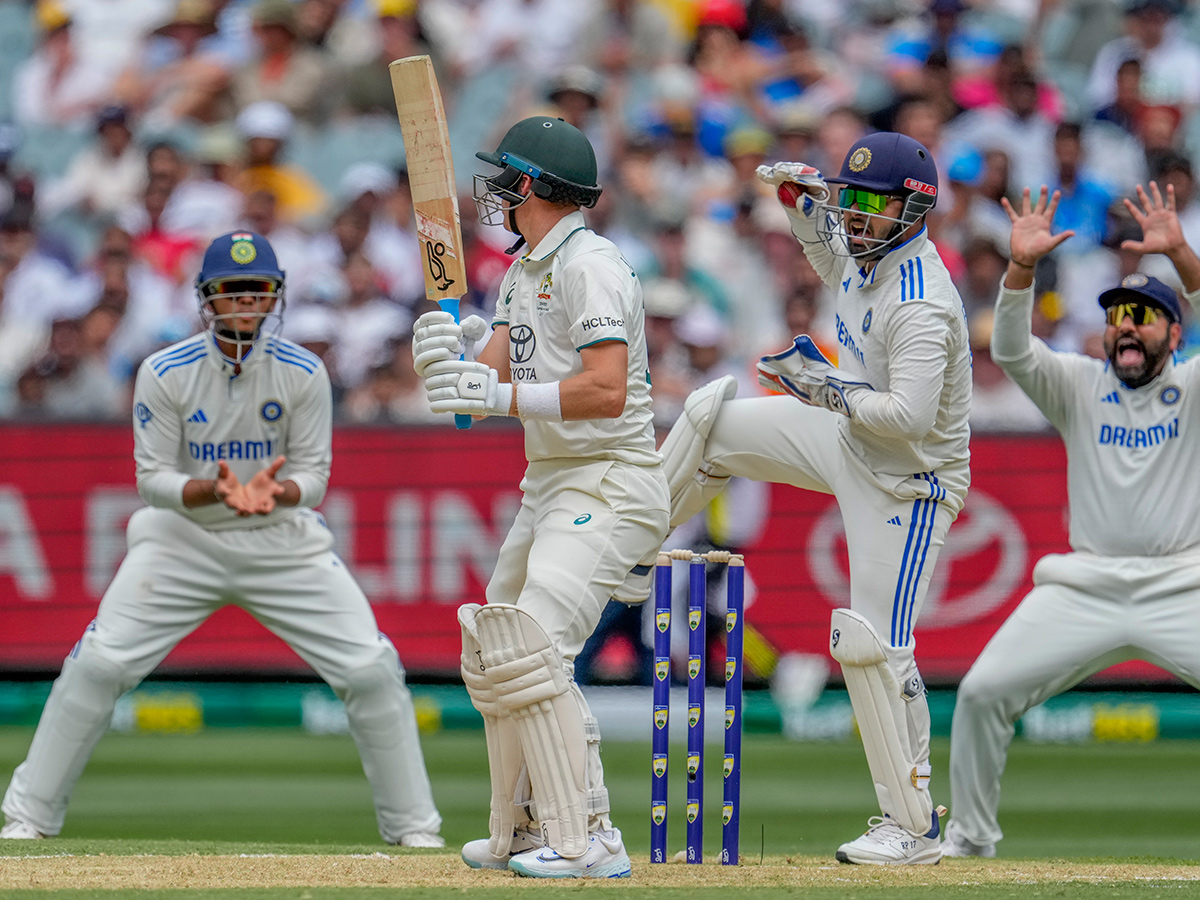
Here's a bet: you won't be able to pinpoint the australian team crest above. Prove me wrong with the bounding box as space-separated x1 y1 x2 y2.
536 273 553 317
848 147 872 172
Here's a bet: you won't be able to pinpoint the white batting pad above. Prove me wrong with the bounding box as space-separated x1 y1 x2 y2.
659 374 737 527
460 604 531 858
829 608 933 836
475 604 592 858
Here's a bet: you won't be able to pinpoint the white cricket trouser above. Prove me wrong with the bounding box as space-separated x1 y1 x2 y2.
705 397 963 784
2 507 441 842
950 550 1200 846
487 458 670 662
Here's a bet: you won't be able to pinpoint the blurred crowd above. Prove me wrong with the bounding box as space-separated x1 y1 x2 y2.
5 0 1200 432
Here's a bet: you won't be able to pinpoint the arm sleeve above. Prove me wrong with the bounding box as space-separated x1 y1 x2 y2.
990 280 1080 430
786 200 846 291
1184 284 1200 315
282 366 333 508
565 253 632 349
849 301 950 440
133 365 190 511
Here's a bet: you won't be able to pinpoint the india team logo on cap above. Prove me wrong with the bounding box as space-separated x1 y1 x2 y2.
848 147 872 172
1123 273 1149 288
230 232 257 264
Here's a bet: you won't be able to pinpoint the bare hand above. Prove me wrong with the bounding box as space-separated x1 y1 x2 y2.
1002 186 1075 267
214 460 255 517
1121 181 1185 256
242 455 287 516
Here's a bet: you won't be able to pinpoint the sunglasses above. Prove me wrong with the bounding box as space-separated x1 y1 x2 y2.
1105 301 1163 327
838 188 892 215
205 278 279 297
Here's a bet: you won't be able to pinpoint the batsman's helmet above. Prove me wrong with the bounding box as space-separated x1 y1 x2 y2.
819 132 939 259
195 230 286 351
473 116 601 225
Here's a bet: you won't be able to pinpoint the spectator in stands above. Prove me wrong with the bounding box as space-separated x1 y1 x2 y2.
341 0 432 117
13 316 126 420
0 208 75 410
40 106 147 221
575 0 684 76
1087 0 1200 120
640 276 693 428
232 0 336 124
12 0 118 129
965 309 1050 433
121 175 203 287
161 125 245 242
1094 57 1144 134
113 0 232 129
234 101 328 227
329 251 410 392
238 189 313 298
341 329 447 424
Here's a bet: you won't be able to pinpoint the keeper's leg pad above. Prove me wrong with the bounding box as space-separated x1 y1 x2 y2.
829 608 933 835
660 374 738 528
460 604 531 858
475 604 601 858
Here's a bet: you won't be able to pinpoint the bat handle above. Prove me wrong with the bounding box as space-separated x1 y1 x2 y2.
437 298 472 430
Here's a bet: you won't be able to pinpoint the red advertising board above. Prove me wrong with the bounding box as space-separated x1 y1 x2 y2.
0 423 1174 683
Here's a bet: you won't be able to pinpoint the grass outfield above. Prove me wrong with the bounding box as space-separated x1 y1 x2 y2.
0 727 1197 898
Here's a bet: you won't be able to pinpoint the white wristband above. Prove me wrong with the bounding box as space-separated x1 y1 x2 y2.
516 381 563 421
489 380 514 416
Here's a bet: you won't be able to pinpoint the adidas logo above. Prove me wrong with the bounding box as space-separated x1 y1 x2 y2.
886 516 902 526
187 409 208 423
1101 391 1120 404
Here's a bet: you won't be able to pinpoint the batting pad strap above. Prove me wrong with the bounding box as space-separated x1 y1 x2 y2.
659 374 737 528
829 608 934 836
516 381 562 421
476 604 589 858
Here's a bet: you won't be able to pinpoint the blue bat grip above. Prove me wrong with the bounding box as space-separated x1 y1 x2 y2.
437 297 472 430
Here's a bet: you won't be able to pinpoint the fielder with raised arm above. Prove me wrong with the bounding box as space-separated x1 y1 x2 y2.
658 132 971 864
410 116 668 878
945 184 1200 858
1 232 443 847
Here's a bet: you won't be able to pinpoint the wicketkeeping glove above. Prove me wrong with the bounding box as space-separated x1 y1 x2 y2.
756 335 872 418
424 359 511 416
412 311 489 377
756 162 831 223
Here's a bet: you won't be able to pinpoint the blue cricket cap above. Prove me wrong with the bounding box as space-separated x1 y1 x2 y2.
1097 273 1181 323
196 230 284 287
825 131 939 205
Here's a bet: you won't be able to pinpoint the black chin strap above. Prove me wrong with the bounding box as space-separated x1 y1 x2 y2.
505 235 526 255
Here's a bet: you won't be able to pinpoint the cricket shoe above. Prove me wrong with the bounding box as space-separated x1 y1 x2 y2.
836 807 945 865
508 828 632 878
395 832 445 849
942 820 996 858
0 819 46 839
461 826 543 870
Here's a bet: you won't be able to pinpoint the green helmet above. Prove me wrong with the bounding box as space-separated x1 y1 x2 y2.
476 116 601 208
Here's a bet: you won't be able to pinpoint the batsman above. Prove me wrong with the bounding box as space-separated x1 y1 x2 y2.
411 116 668 878
659 132 971 864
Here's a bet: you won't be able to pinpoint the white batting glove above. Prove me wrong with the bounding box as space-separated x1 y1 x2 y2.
424 359 511 416
459 314 487 359
412 311 461 377
756 162 831 222
756 335 871 418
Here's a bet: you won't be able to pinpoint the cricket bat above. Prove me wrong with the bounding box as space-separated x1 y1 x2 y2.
389 54 472 430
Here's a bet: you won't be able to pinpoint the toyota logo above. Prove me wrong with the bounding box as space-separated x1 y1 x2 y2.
510 324 536 363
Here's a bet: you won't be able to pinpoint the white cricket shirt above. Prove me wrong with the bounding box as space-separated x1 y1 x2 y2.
132 331 332 531
993 282 1200 557
492 210 659 466
792 213 972 507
